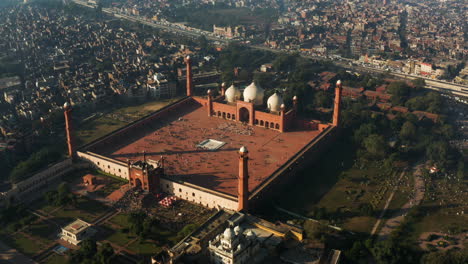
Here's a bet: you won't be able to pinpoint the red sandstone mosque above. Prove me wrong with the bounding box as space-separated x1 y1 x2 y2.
65 56 343 212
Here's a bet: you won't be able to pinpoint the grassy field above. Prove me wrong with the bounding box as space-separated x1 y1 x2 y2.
126 239 162 256
76 98 181 145
411 176 468 241
264 138 410 235
1 233 48 257
42 196 109 224
43 253 68 264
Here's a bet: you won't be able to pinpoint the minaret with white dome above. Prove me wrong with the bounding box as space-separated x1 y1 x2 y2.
238 146 249 211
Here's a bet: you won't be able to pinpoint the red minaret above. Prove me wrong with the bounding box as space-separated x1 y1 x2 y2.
280 103 286 132
238 146 249 212
293 95 298 114
207 89 213 117
184 55 193 96
64 102 75 158
333 80 343 127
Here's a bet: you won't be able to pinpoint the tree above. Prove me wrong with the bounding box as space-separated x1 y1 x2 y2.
399 121 416 141
421 250 468 264
81 239 97 258
411 78 425 89
313 91 330 108
353 123 378 144
363 134 387 158
387 81 410 105
345 241 370 264
456 161 465 180
96 243 115 264
177 223 198 240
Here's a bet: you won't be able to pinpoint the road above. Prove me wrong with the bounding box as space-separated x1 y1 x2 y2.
72 0 468 97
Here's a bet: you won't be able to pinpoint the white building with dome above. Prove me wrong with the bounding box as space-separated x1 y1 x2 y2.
208 225 261 264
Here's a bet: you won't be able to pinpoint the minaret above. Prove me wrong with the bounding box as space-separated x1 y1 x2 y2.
280 103 286 132
238 146 249 212
184 55 193 96
207 89 213 117
333 80 343 127
293 95 298 115
63 102 75 158
221 82 226 96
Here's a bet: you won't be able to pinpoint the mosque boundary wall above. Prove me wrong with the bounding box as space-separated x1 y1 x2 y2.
248 125 338 208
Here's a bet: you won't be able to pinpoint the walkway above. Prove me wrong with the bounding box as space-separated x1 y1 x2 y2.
375 164 426 240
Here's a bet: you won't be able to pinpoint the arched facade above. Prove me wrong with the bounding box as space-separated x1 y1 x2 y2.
128 161 163 193
238 107 249 123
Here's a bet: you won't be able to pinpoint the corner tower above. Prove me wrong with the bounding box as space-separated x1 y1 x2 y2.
184 55 193 96
333 80 343 127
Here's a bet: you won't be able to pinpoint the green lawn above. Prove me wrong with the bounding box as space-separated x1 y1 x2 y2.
43 253 68 264
76 116 126 145
49 197 109 224
1 233 45 257
25 222 59 241
410 177 468 240
102 223 137 247
76 98 181 145
108 213 129 227
126 239 162 255
265 138 407 235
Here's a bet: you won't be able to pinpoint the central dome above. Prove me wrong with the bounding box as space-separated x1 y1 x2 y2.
225 84 241 103
243 82 264 106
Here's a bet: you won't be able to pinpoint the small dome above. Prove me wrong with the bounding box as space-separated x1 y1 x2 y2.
234 226 243 235
63 102 70 109
243 82 264 106
267 92 284 112
240 146 248 153
246 230 256 239
225 84 241 103
223 228 233 240
237 244 243 251
336 80 341 85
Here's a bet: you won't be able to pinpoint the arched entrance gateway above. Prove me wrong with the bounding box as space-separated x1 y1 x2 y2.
134 178 142 189
128 160 163 193
239 107 250 123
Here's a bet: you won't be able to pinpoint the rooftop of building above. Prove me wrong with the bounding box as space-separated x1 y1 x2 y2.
90 98 326 197
62 219 91 235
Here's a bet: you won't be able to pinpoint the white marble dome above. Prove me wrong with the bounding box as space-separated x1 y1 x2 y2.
223 227 234 240
225 84 241 103
267 92 284 112
233 225 243 235
243 82 264 106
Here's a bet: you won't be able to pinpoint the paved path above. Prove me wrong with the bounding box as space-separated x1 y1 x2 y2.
376 164 426 240
370 170 406 236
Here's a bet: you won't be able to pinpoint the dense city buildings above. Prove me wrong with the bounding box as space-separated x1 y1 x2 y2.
102 0 466 84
